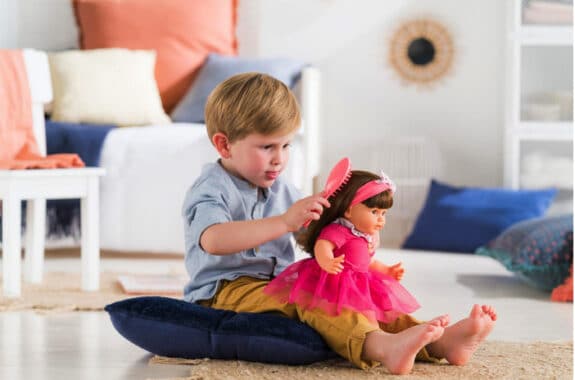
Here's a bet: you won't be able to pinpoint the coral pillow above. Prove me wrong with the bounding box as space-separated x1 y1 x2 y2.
73 0 238 113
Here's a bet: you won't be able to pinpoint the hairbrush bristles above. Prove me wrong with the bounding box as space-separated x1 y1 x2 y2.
303 158 352 228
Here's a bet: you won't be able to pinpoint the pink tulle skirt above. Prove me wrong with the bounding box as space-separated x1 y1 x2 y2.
265 258 420 323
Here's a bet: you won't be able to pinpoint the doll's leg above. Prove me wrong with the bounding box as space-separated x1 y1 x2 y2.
425 304 497 366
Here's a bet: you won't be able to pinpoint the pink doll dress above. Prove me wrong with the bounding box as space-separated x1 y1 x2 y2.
264 223 420 323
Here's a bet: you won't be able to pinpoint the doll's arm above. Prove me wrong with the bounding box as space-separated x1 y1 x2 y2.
314 239 345 274
370 259 404 281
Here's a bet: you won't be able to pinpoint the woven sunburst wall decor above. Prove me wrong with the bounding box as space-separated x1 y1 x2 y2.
388 18 454 86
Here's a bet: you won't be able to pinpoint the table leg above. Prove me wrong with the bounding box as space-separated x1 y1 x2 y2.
24 198 46 284
2 196 22 297
81 177 100 291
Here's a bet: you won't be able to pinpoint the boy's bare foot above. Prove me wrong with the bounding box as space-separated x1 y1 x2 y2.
427 304 497 366
363 315 448 375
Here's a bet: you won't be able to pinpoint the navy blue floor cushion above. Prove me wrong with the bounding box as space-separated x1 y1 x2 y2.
105 296 338 365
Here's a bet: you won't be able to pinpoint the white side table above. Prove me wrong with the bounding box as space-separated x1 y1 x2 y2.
0 168 105 298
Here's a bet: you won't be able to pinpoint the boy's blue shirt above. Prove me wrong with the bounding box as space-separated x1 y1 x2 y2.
182 161 301 302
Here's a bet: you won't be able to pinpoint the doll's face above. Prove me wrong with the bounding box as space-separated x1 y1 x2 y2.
344 203 387 235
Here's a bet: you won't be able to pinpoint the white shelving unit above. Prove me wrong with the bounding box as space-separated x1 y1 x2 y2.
504 0 573 210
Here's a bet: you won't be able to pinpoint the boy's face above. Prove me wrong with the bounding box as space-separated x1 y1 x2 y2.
221 131 295 188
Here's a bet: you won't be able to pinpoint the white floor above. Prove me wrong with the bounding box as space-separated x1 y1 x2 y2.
0 249 573 380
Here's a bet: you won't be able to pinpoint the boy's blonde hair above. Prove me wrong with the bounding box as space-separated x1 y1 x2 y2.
204 72 301 143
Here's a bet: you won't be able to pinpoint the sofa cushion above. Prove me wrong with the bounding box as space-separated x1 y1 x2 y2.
403 179 557 253
73 0 238 112
171 53 306 123
48 49 170 126
105 296 338 364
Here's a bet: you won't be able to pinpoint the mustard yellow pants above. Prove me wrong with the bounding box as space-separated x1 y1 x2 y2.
199 276 438 369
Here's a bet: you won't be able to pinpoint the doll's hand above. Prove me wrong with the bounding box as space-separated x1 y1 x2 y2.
317 254 345 275
388 262 405 281
282 193 330 232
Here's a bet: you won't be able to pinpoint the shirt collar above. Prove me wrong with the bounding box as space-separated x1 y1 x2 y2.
333 217 372 242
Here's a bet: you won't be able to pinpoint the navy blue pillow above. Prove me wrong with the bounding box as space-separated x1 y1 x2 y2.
476 214 573 291
105 296 338 364
45 119 116 167
403 180 557 253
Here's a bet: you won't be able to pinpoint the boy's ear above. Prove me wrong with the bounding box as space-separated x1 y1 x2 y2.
212 133 232 159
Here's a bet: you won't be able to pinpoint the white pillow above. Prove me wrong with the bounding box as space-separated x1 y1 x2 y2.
48 49 171 126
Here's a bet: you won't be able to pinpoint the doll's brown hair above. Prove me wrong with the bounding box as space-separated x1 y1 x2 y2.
296 170 394 256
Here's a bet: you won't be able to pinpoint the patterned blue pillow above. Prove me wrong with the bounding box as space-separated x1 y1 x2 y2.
476 214 573 291
106 296 337 364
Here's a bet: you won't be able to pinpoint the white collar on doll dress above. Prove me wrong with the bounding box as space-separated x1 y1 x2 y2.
333 218 373 243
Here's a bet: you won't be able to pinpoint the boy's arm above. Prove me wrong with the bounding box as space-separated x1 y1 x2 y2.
201 193 330 255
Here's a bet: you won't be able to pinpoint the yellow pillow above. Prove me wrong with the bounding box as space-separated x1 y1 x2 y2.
48 49 171 127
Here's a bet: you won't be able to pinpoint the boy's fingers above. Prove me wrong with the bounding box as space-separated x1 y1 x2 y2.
310 193 330 207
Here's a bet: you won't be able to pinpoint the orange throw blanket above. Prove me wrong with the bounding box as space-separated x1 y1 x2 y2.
551 265 573 303
0 50 84 169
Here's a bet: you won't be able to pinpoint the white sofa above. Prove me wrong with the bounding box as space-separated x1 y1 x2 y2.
25 49 321 254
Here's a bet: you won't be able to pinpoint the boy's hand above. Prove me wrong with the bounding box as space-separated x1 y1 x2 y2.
317 254 345 274
388 262 405 281
281 193 330 232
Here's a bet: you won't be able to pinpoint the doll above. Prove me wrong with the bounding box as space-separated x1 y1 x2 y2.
264 168 419 323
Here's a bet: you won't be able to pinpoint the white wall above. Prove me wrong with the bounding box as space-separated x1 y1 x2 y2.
2 0 506 187
240 0 506 187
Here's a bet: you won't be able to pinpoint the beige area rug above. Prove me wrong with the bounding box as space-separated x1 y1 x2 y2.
149 341 573 380
0 272 181 312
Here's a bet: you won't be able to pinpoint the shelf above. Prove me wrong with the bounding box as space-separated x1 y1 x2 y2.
513 25 573 45
510 122 573 140
505 0 574 193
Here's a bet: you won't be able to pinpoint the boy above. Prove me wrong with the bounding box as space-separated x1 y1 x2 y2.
182 72 496 374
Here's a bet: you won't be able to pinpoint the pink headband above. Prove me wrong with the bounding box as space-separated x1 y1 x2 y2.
350 170 396 206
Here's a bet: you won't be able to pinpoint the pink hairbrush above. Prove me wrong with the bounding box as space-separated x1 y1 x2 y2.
303 157 352 227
